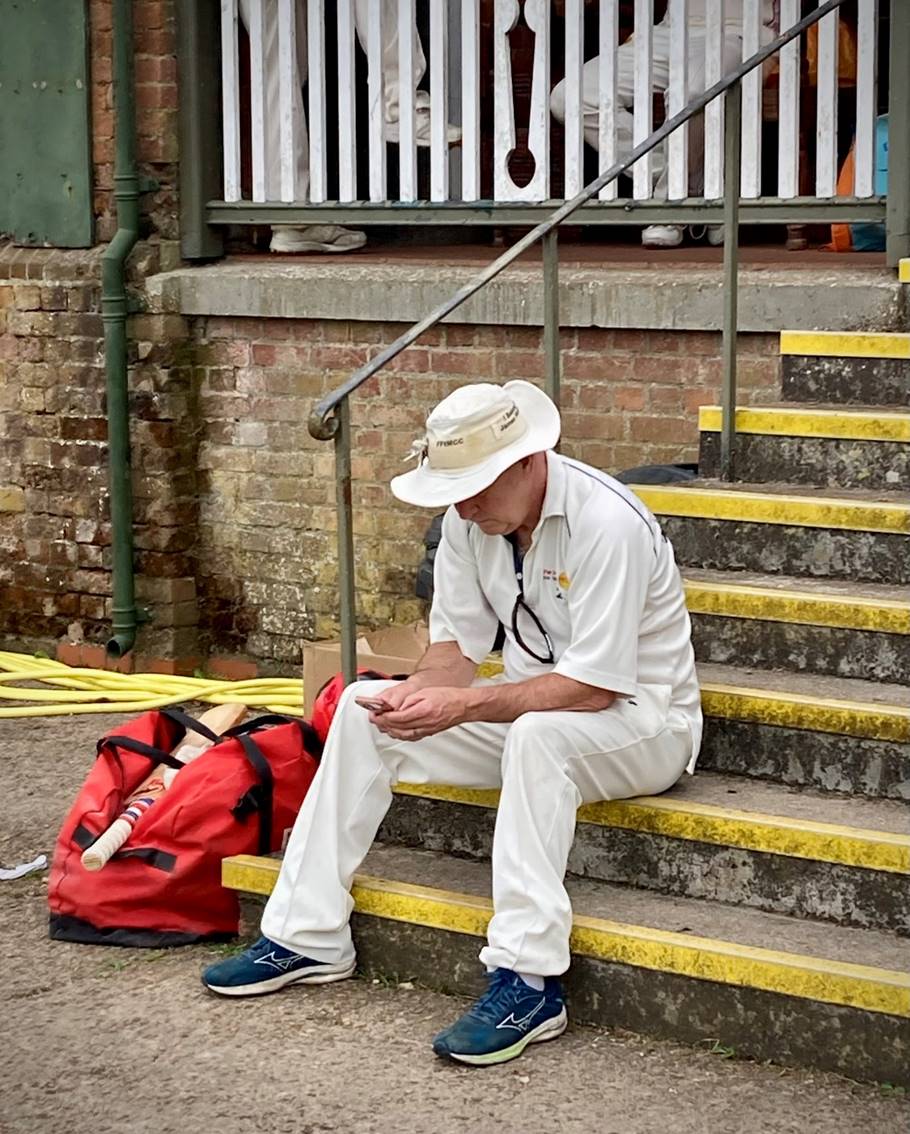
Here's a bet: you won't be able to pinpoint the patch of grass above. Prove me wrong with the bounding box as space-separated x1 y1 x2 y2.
703 1039 736 1060
101 956 135 974
879 1083 906 1098
205 939 253 958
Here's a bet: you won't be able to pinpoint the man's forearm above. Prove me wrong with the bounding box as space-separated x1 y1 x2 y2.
406 641 477 691
462 673 615 723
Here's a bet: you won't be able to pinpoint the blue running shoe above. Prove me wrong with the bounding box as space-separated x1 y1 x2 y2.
432 968 567 1066
201 935 356 997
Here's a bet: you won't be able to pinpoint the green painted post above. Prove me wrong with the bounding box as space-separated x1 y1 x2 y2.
334 399 357 687
720 83 742 482
542 230 561 410
177 0 224 259
887 3 910 268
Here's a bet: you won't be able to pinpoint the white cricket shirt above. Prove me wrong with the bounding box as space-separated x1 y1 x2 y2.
429 451 703 771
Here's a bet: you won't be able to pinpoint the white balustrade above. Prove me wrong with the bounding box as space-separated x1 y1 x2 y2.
217 0 884 213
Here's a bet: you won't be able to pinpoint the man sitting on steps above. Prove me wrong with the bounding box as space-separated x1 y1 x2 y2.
201 380 702 1067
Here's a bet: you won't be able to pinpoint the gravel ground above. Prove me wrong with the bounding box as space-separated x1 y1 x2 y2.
1 712 906 1134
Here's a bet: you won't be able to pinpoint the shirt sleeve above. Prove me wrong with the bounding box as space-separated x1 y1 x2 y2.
429 508 500 665
552 501 652 696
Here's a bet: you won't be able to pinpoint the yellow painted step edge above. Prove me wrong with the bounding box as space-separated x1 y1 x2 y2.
900 259 910 284
222 856 910 1019
700 682 910 744
780 331 910 360
683 578 910 635
698 406 910 443
392 783 909 875
632 484 910 535
476 657 910 743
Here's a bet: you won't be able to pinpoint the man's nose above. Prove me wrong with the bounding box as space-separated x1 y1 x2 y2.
456 497 478 520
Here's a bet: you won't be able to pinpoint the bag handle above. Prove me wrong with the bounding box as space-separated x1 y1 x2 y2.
100 735 185 770
159 706 223 744
236 733 274 855
226 714 324 760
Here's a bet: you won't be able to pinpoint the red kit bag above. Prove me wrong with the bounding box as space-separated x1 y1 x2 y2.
48 708 322 947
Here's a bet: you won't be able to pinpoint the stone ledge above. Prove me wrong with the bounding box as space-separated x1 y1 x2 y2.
145 260 906 334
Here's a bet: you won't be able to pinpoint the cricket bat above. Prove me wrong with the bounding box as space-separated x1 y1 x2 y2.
80 703 247 872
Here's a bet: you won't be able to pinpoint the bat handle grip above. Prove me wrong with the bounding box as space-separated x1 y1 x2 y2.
80 817 135 872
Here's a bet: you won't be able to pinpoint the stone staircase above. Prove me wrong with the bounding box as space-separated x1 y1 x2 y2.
223 325 910 1086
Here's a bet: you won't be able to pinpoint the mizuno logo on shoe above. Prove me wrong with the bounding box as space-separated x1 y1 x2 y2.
253 951 306 972
495 996 546 1033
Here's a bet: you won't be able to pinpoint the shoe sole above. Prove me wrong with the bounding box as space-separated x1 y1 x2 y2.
437 1008 568 1067
270 238 367 254
203 959 356 998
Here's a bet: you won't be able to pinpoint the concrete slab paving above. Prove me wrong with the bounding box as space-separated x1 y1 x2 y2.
1 712 907 1134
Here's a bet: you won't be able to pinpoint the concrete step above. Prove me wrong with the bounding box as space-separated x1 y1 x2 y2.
632 481 910 584
377 770 909 935
697 662 910 801
697 405 910 491
780 331 910 405
684 569 910 683
222 844 910 1086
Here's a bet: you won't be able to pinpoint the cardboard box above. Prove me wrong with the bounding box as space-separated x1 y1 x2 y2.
302 623 429 714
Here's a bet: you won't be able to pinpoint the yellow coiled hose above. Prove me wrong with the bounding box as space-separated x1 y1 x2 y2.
0 651 304 718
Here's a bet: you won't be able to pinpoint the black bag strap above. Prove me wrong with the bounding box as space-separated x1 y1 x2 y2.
159 706 222 744
236 733 274 855
224 713 295 737
226 714 323 761
100 735 185 770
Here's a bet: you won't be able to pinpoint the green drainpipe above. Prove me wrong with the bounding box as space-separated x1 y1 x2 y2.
101 0 142 657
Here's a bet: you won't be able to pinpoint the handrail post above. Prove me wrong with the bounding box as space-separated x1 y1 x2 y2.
334 399 357 686
720 82 742 482
542 230 561 410
887 1 910 268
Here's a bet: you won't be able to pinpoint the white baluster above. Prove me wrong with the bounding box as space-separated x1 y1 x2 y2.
740 0 762 198
430 0 449 201
221 0 241 202
493 0 549 202
853 0 879 197
632 0 653 199
366 2 387 201
777 0 801 198
563 0 585 198
278 0 298 202
337 0 357 201
398 0 417 202
598 0 618 201
667 0 689 201
815 1 839 197
307 0 327 202
703 0 724 199
493 0 518 201
461 0 481 201
248 0 267 201
523 0 551 201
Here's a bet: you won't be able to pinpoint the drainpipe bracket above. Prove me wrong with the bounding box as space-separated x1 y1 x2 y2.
138 176 160 193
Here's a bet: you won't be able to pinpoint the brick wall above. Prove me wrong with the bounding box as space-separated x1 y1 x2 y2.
187 316 780 664
90 0 180 247
1 277 779 666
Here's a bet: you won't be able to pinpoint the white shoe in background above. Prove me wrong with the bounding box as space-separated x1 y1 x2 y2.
706 224 725 246
269 225 367 254
384 109 462 147
642 224 684 248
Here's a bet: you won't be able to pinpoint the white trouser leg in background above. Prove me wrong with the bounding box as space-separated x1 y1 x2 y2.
550 25 743 198
237 0 427 202
261 679 692 975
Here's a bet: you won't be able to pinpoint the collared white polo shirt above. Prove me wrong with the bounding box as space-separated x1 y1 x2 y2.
430 451 703 769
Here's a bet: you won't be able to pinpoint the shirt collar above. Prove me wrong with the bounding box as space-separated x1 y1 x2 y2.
536 451 568 527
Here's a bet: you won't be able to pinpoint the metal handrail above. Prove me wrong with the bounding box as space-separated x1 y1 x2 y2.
308 0 848 441
306 0 852 685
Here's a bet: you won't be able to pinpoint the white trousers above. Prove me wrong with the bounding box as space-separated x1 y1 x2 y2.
238 0 427 200
261 678 692 975
550 25 744 197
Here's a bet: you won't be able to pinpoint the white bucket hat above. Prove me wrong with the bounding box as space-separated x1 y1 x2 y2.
390 380 561 508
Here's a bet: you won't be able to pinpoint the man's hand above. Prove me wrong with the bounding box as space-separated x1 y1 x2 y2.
373 687 471 742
